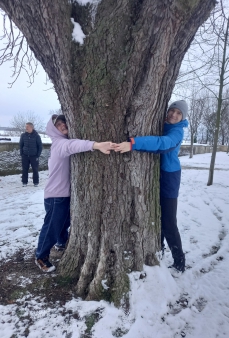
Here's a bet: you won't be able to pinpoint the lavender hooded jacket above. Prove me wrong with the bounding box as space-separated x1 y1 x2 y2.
44 118 94 199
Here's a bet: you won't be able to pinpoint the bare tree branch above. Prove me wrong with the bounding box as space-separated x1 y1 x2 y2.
0 10 38 87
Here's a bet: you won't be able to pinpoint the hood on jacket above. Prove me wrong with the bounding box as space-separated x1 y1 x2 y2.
46 117 68 141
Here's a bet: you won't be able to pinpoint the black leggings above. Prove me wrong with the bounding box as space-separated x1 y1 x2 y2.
160 197 184 260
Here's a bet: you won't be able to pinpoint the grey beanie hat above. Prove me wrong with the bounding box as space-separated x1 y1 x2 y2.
167 100 188 120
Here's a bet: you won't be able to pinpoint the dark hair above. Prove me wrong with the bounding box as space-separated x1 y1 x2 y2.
52 114 66 125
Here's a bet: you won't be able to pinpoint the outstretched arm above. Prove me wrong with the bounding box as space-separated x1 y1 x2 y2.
114 129 183 154
93 142 116 154
55 139 116 157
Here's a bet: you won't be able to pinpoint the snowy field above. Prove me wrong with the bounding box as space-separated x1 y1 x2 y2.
0 152 229 338
0 136 51 144
0 129 51 144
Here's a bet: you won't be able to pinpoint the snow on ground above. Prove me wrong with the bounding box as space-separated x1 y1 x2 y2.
0 152 229 338
0 136 51 144
0 130 51 143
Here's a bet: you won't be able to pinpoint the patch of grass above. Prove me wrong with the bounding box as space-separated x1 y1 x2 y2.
81 310 102 337
15 308 27 318
112 327 129 337
55 275 73 287
10 289 27 302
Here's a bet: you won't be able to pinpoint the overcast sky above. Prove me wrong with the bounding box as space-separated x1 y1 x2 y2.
0 59 60 127
0 12 60 128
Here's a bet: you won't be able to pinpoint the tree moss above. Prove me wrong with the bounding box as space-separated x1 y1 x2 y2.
110 273 130 307
175 0 200 13
89 272 130 308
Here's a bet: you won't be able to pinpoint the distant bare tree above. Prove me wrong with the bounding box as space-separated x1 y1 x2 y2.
188 91 208 158
219 90 229 145
206 6 229 186
10 111 45 135
202 111 216 145
174 1 229 185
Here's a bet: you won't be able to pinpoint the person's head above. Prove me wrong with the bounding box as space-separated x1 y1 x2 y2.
25 122 34 133
52 114 68 135
167 100 188 124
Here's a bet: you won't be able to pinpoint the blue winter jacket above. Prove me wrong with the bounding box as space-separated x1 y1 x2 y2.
131 119 188 198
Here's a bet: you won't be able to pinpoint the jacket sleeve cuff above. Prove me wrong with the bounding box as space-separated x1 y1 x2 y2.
130 137 135 151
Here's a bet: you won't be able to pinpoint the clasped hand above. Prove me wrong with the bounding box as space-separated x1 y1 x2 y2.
93 141 131 154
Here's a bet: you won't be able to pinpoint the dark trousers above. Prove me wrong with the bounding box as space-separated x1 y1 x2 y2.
160 197 184 260
36 197 70 259
22 155 39 184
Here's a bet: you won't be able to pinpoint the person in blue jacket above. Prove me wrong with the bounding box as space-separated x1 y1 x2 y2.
114 100 188 273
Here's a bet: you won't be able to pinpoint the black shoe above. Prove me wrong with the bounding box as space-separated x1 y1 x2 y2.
169 257 185 273
35 257 56 272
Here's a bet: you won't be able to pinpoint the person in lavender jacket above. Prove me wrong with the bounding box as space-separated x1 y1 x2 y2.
35 114 113 272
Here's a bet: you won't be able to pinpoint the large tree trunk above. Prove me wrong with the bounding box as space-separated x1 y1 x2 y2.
0 0 216 304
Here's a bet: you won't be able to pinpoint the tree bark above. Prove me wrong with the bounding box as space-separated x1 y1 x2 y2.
0 0 216 304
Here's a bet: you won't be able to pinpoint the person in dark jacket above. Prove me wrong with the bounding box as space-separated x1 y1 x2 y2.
114 100 189 273
19 122 43 187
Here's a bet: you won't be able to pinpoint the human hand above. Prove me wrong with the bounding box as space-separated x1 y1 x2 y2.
114 142 131 153
93 142 116 154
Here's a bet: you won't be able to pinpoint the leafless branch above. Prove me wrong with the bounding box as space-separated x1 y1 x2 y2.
0 10 38 87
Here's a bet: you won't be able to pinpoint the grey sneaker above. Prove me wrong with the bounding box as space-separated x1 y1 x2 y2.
22 183 27 187
35 257 56 273
34 184 39 187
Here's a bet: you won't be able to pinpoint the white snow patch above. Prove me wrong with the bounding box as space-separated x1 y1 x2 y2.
75 0 100 5
71 18 86 45
101 279 109 290
0 152 229 337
